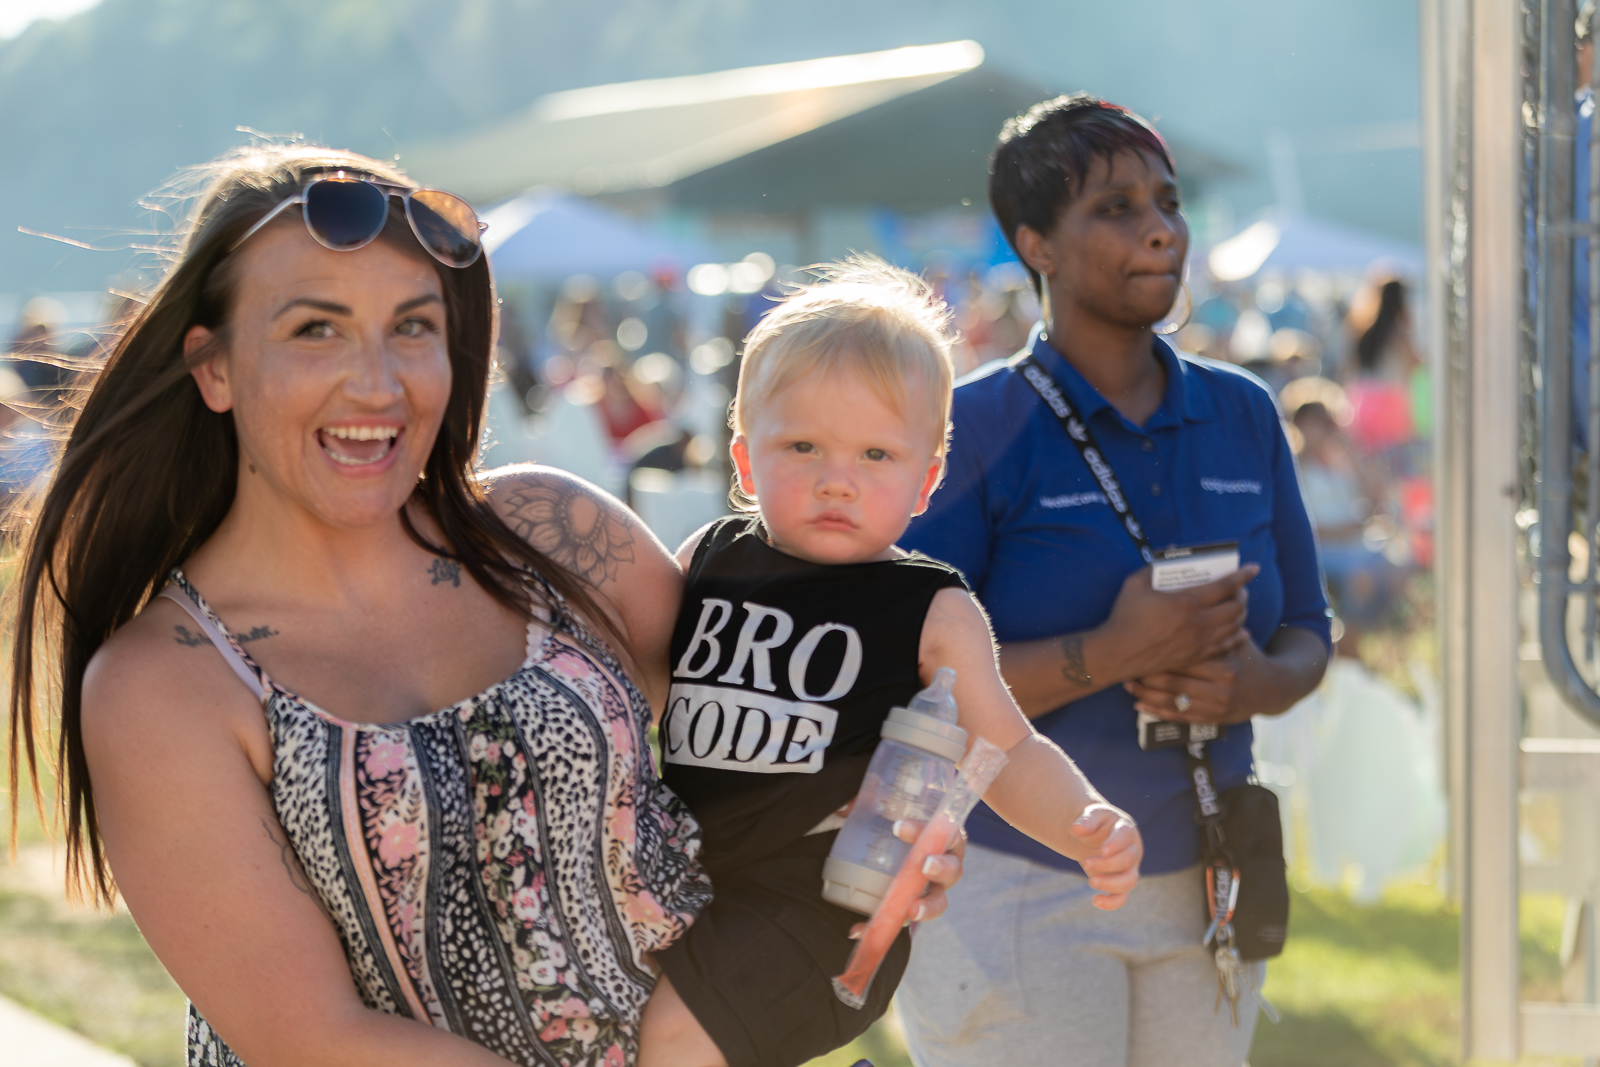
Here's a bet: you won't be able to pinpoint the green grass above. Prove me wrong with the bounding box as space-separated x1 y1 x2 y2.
0 764 1576 1067
1 757 189 1067
0 883 186 1066
1251 885 1463 1067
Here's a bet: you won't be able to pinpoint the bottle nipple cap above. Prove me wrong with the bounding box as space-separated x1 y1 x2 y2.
883 667 966 761
907 667 959 723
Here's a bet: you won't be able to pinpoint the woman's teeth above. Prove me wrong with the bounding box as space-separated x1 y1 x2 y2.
319 425 400 466
322 425 399 442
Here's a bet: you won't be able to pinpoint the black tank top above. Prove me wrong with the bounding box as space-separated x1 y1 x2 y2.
663 516 968 873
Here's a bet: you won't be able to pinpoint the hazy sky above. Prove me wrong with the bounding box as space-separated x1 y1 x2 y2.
0 0 102 40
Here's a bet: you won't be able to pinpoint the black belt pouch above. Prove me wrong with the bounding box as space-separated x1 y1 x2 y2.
1213 783 1290 961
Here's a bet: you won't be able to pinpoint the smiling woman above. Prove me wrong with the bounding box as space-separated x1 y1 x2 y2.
3 144 713 1067
183 221 456 526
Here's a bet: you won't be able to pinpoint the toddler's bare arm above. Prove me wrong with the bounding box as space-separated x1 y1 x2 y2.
918 588 1143 908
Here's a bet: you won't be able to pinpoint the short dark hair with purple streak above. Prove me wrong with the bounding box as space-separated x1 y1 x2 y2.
989 93 1176 294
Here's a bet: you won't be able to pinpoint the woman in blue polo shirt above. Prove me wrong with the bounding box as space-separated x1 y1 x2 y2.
898 95 1330 1067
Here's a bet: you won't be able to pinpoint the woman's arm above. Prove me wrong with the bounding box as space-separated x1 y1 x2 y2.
1123 624 1329 725
82 609 514 1067
997 565 1257 718
484 465 684 708
920 588 1141 908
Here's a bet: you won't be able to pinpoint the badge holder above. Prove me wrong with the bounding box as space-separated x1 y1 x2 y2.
1138 541 1239 751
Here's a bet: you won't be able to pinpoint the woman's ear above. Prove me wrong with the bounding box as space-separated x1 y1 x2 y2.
1014 225 1055 282
185 325 233 414
730 434 757 499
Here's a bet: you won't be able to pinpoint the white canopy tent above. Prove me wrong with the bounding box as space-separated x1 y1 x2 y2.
1206 210 1423 281
481 187 713 281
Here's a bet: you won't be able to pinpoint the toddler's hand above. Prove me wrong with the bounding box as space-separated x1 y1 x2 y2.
1069 804 1142 911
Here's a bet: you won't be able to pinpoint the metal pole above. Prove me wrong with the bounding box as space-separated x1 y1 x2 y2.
1437 0 1475 997
1462 0 1527 1058
1424 0 1450 383
1424 0 1468 908
1435 0 1476 1030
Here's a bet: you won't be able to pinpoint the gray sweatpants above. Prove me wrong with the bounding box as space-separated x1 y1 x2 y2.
896 847 1264 1067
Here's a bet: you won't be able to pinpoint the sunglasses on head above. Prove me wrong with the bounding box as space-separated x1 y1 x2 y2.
230 171 487 268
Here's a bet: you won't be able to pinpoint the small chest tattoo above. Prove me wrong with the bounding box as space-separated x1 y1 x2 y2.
173 623 278 648
173 625 207 648
430 558 462 588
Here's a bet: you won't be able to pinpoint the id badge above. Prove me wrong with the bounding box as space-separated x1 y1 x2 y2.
1138 541 1240 750
1149 540 1240 592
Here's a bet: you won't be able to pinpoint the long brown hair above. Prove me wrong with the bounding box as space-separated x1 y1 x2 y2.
6 143 620 905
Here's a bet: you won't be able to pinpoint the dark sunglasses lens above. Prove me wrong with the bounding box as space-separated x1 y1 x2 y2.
304 179 389 250
407 190 482 267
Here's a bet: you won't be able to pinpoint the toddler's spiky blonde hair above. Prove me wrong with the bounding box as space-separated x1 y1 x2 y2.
733 255 956 455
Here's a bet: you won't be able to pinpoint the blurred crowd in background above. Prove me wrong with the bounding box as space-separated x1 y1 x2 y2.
480 250 1435 674
2 251 1433 659
2 242 1443 897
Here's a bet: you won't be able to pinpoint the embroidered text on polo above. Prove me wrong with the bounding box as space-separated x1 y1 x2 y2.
1041 492 1109 509
1201 477 1263 494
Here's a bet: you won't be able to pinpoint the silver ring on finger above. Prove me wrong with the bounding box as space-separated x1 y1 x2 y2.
1175 692 1192 713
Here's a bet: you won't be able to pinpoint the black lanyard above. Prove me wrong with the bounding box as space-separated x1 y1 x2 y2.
1014 349 1233 867
1014 354 1154 564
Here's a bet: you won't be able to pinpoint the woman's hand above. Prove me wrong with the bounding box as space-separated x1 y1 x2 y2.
1068 803 1142 910
998 564 1256 717
1125 649 1255 725
1124 625 1330 725
904 817 967 924
1100 564 1257 680
847 819 967 938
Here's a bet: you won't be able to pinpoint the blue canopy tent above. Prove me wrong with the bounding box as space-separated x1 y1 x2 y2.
482 187 713 281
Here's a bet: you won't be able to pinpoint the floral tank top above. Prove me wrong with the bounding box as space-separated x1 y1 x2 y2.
163 570 712 1067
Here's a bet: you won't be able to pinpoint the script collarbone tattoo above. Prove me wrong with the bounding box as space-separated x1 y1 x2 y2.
172 625 207 648
174 623 277 648
502 477 636 587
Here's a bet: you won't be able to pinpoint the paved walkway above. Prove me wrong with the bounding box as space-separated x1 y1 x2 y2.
0 993 137 1066
1 846 140 1065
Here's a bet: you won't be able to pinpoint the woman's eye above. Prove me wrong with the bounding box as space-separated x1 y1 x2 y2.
865 448 889 461
396 316 439 338
296 320 336 340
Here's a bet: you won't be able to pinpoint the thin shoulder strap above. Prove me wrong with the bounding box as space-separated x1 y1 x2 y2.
157 585 267 702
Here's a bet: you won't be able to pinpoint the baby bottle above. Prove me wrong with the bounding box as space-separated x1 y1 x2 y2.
822 668 968 915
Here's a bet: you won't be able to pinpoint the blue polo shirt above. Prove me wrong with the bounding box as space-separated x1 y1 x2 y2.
900 330 1330 875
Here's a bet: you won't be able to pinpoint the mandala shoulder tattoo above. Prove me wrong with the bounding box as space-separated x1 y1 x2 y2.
501 476 636 586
